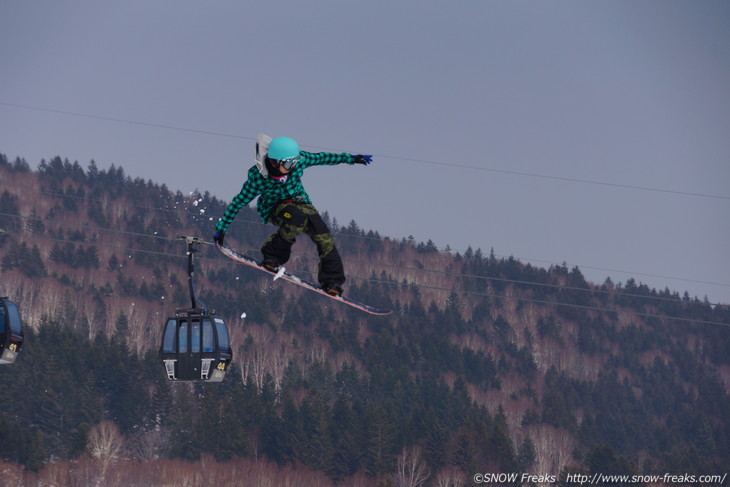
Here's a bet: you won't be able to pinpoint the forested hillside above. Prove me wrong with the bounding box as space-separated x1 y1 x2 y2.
0 155 728 487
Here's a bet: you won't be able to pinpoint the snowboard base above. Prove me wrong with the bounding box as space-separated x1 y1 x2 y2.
217 243 392 316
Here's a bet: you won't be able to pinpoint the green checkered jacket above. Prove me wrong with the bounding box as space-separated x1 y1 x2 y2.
215 151 356 232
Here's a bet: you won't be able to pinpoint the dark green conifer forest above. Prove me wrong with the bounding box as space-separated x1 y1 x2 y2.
0 155 728 486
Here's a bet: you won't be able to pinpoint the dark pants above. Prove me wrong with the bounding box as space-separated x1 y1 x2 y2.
261 202 345 288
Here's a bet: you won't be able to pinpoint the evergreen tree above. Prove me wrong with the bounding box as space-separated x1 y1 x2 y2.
0 191 20 231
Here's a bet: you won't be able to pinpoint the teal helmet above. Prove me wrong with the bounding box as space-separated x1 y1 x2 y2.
267 136 300 161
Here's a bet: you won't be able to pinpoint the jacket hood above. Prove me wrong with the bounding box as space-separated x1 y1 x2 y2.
255 133 272 176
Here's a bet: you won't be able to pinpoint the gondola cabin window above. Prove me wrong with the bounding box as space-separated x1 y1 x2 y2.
6 301 21 333
203 319 214 353
214 318 230 353
191 321 201 353
179 322 189 353
162 319 176 354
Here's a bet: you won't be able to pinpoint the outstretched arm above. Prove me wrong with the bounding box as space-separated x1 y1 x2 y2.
301 152 372 168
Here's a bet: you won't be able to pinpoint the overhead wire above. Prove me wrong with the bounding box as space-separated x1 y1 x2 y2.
3 100 730 202
358 153 730 202
9 184 730 295
11 231 730 328
7 158 730 290
14 183 730 294
0 102 254 142
1 209 729 328
392 280 730 328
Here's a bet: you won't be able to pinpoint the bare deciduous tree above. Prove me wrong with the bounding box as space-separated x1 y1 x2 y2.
393 445 430 487
88 420 125 461
434 467 467 487
128 424 169 461
87 420 125 487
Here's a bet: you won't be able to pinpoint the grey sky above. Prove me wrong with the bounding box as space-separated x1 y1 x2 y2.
1 1 729 304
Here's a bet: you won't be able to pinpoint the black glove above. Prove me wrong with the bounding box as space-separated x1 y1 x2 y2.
213 230 225 245
353 154 372 165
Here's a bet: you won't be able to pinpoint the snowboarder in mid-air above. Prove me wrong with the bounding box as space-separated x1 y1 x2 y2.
213 135 372 297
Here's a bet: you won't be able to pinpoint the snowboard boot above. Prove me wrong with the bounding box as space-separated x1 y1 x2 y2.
323 283 343 297
261 257 281 273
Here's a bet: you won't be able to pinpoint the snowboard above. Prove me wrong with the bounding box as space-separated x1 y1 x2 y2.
217 243 392 316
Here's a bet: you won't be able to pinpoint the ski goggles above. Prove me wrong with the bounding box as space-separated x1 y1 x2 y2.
268 155 301 171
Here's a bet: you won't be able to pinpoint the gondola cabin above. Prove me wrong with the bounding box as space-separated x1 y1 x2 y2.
160 236 233 382
160 309 232 382
0 297 24 365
